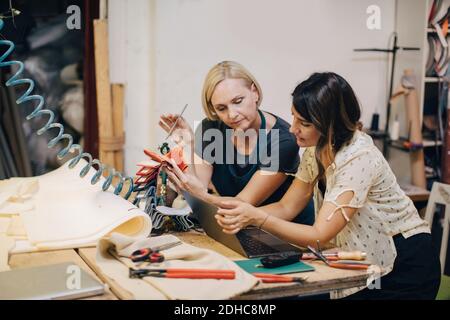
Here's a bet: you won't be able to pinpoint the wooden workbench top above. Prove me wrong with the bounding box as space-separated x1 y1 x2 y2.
174 231 369 299
9 231 370 300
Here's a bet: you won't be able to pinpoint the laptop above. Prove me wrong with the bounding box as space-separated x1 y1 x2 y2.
183 191 302 258
0 262 105 300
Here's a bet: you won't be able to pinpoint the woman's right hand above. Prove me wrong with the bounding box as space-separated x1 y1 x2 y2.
159 114 194 145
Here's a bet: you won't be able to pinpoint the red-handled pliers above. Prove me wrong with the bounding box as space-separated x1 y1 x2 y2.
129 268 236 280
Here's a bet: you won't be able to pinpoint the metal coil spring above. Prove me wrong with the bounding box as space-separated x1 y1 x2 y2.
0 19 134 199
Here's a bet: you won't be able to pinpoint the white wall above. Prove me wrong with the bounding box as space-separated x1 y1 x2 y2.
109 0 396 175
109 0 156 176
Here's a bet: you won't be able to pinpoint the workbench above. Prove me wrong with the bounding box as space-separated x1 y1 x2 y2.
8 231 371 300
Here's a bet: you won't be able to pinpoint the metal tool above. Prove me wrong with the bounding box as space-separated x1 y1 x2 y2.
334 260 372 266
252 273 308 284
129 268 236 280
130 241 182 263
164 104 188 141
307 242 370 270
302 251 367 261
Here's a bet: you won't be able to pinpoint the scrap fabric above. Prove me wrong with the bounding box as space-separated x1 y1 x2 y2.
134 146 188 186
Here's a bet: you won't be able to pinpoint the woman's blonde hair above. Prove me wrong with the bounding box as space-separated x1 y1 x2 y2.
201 61 263 120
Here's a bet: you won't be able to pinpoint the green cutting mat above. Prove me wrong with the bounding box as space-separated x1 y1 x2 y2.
235 258 315 274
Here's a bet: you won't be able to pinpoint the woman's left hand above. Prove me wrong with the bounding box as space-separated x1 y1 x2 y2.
216 199 267 234
163 159 208 198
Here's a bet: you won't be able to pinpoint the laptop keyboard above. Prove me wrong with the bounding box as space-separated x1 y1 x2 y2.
236 232 279 256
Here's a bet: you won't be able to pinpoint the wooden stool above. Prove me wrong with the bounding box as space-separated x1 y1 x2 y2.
424 182 450 274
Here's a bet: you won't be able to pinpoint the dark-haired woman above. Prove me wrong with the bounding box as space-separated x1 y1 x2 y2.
214 72 441 299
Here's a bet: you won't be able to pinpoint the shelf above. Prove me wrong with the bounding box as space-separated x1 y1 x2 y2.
388 138 442 151
364 129 387 140
393 0 445 185
387 137 411 151
424 77 444 82
422 139 443 147
367 132 442 151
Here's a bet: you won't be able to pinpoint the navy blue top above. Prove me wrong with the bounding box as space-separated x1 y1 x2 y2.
194 111 300 206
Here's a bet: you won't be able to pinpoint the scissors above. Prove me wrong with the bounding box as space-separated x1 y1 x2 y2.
130 240 182 263
307 243 370 270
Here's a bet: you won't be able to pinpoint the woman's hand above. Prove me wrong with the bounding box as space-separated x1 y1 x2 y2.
215 199 268 234
163 159 208 198
159 114 194 145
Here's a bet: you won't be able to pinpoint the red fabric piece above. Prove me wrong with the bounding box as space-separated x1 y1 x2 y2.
134 146 188 185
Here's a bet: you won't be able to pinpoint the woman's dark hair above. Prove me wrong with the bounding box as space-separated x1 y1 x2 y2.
292 72 361 182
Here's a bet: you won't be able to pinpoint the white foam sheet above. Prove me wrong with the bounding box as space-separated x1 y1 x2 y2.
7 159 151 253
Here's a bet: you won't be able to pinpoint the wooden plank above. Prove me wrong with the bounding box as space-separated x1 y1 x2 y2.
9 249 117 300
111 83 125 172
93 19 115 167
78 248 133 300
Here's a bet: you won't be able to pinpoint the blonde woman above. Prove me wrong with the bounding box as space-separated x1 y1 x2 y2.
160 61 314 224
